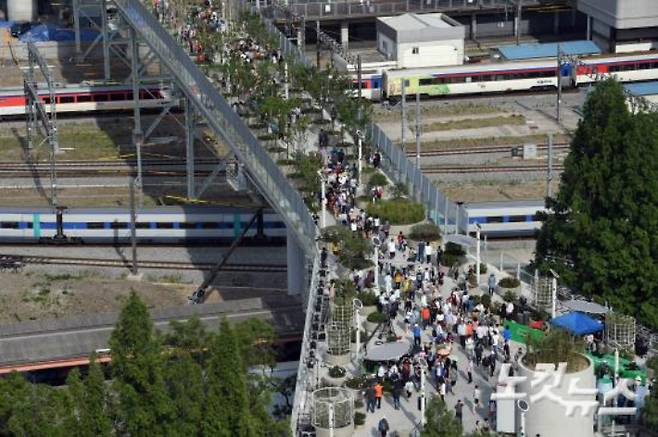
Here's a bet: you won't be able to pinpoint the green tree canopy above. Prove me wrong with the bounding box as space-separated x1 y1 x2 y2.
422 396 463 437
109 291 173 436
535 79 658 328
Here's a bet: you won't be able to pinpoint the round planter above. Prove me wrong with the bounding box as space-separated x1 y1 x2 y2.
516 353 594 437
325 351 351 366
497 285 521 297
323 374 347 387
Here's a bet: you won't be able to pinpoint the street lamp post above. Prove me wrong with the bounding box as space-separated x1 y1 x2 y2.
319 170 326 229
353 298 363 363
357 131 363 187
476 223 481 287
549 268 559 319
419 357 428 427
373 237 380 295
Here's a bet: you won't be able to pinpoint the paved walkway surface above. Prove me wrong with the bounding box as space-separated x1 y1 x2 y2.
355 248 522 436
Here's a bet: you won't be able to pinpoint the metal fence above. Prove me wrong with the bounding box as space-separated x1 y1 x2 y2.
290 253 321 435
369 123 469 233
114 0 318 255
268 0 540 19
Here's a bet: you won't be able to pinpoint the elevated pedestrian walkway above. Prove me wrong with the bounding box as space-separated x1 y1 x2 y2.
112 0 317 256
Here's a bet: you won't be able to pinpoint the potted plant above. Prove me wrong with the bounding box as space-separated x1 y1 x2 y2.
518 329 594 437
324 365 348 387
498 276 521 295
354 411 366 428
364 311 387 332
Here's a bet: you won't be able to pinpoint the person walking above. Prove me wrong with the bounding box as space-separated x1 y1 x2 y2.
378 418 390 437
404 379 414 399
467 358 474 384
374 381 384 409
392 377 402 410
455 400 464 424
366 384 376 413
425 242 432 264
487 273 496 295
474 384 481 408
413 323 422 347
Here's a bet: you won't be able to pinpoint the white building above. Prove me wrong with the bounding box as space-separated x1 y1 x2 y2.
376 13 465 69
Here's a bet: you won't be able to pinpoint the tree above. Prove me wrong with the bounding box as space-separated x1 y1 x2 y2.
535 79 658 329
421 396 463 437
641 356 658 429
163 353 204 436
109 291 173 436
234 318 277 369
202 319 253 437
65 355 112 437
164 315 210 364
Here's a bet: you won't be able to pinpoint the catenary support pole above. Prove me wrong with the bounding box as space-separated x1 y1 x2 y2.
316 21 321 68
401 77 406 151
476 225 481 286
547 133 553 198
185 97 196 199
129 177 138 276
130 27 144 206
556 44 562 123
415 91 421 167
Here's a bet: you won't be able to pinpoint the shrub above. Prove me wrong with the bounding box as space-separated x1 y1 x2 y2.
445 242 466 256
499 277 521 288
409 223 441 242
472 263 487 274
345 376 367 389
321 225 349 243
441 253 462 268
367 311 388 323
503 290 517 303
392 182 408 198
480 294 492 308
524 328 587 372
368 171 389 189
328 366 346 378
358 291 379 306
354 411 366 426
366 199 425 225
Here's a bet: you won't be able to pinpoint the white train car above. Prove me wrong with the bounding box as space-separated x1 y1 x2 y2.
465 200 546 237
0 84 174 116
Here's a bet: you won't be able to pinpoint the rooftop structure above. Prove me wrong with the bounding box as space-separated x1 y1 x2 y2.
377 12 465 68
497 40 601 61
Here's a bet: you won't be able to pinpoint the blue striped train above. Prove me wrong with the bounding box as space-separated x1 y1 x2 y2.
0 206 287 244
465 200 546 238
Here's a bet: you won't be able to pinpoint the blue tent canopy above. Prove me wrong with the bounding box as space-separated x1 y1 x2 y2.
550 311 603 336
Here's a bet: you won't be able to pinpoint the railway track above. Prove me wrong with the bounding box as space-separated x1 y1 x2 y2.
0 254 286 273
410 142 570 157
0 158 224 178
422 163 565 174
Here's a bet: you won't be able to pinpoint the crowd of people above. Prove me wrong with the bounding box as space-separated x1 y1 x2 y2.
313 116 520 434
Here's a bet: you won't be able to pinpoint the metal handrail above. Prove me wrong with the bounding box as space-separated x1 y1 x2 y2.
113 0 317 255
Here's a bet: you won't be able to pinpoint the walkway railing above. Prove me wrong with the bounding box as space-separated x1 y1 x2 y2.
255 3 469 234
369 123 469 233
113 0 317 255
265 0 543 20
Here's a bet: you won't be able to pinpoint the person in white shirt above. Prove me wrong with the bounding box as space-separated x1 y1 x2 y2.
387 238 396 259
505 301 514 320
425 242 432 264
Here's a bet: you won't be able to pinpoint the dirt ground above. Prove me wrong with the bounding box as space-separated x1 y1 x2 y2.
440 179 561 202
0 270 193 324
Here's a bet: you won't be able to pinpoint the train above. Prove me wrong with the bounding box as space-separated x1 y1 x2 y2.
0 206 287 244
465 200 546 237
0 84 175 116
351 51 658 100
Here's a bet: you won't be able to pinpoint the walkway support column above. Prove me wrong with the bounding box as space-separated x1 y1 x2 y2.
340 22 349 50
470 14 477 40
287 230 306 296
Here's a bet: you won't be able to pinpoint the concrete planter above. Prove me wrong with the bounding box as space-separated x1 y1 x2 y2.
364 320 380 333
323 374 347 387
325 351 351 367
516 354 595 437
497 285 521 298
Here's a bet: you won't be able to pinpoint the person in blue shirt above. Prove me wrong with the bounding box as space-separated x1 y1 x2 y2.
503 325 512 343
413 323 422 347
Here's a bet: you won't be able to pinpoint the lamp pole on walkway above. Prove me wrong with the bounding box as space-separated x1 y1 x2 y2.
476 224 481 287
373 237 380 295
319 170 326 229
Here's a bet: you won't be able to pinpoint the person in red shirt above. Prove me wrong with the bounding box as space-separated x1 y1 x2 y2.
374 382 384 409
421 306 430 329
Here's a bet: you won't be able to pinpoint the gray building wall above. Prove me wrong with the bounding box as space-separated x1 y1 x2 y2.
578 0 658 29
